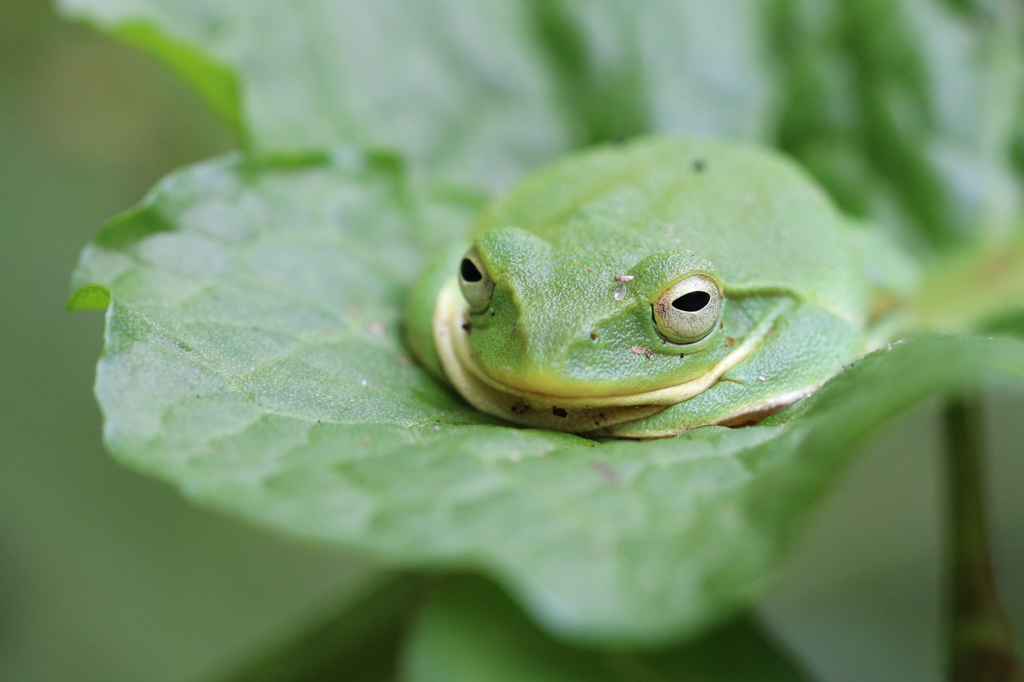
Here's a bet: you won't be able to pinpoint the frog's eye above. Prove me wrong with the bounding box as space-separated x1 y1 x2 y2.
458 246 495 313
652 275 722 344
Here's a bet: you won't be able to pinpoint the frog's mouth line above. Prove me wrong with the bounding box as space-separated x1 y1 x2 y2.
432 279 787 433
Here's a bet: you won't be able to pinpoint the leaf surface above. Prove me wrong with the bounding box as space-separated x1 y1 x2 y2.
72 156 1024 647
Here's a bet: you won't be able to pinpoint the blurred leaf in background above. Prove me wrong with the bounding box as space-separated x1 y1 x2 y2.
402 577 810 682
771 0 1024 248
60 0 577 192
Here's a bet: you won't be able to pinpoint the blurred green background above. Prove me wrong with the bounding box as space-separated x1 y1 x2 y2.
0 2 1021 681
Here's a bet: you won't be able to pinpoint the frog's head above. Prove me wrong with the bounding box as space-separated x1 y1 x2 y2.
454 225 727 394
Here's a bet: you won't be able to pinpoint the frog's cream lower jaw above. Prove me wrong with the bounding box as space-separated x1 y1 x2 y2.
432 279 784 433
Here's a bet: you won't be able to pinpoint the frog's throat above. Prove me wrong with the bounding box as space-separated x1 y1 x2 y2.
432 279 780 433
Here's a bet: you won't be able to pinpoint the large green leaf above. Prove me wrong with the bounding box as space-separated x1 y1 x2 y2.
402 577 810 682
58 0 574 192
71 155 1024 647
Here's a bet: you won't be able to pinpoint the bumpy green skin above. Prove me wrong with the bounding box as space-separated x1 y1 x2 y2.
408 137 877 437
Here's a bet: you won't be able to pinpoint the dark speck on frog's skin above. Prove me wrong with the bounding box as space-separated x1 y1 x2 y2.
462 322 472 332
552 407 568 418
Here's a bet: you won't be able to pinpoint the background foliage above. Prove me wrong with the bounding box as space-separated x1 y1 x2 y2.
2 1 1024 679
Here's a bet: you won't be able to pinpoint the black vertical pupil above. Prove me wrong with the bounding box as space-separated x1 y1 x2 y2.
672 291 711 312
461 259 483 282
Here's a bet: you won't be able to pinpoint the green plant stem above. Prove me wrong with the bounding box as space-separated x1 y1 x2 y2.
945 394 1021 682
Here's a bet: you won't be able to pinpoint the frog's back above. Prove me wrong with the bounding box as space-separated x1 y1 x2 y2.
475 137 869 325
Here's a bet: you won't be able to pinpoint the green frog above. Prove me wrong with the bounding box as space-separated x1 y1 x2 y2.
406 137 912 438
